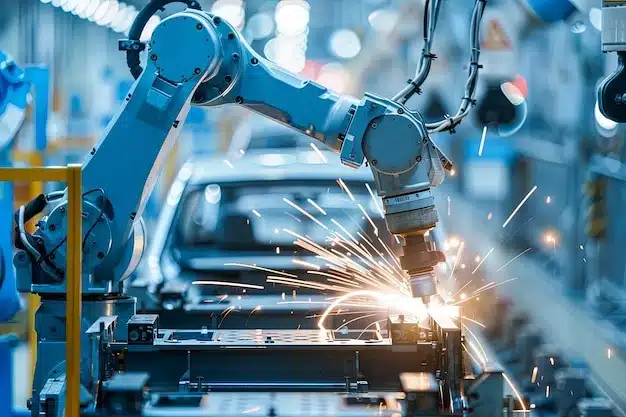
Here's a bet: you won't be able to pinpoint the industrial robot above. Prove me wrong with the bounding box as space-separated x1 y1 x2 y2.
6 0 626 414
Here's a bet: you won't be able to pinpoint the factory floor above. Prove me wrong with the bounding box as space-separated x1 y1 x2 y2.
440 190 626 415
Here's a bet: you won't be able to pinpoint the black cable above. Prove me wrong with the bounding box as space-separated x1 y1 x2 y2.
122 0 202 79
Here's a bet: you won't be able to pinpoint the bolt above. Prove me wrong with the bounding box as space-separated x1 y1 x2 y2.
224 74 232 83
232 53 239 61
371 122 378 129
235 96 243 104
251 57 259 65
151 54 157 61
372 159 378 166
59 207 65 213
196 23 203 30
194 68 201 74
213 16 221 24
97 252 105 259
422 138 428 143
228 33 235 40
416 156 422 162
398 108 404 114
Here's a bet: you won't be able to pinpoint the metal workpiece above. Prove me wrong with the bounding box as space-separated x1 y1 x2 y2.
465 366 506 417
400 372 439 414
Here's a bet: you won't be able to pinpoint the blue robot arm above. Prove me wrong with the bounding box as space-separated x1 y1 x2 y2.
0 51 30 322
14 1 487 303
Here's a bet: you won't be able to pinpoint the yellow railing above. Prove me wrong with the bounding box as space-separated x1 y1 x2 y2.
0 164 82 417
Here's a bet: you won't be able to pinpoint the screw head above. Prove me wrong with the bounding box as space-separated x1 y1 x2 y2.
196 23 203 30
416 156 422 162
371 122 378 129
232 53 239 61
235 96 243 104
398 108 404 114
97 252 105 259
224 75 232 83
372 159 378 166
251 57 259 65
151 54 157 61
194 67 201 74
213 16 221 24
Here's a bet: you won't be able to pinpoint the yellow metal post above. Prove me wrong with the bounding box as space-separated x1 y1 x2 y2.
0 165 82 417
27 152 43 390
65 164 82 417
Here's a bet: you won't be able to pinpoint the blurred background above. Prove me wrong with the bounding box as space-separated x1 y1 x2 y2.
1 0 626 413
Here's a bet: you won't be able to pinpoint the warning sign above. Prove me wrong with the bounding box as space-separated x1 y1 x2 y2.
482 19 512 50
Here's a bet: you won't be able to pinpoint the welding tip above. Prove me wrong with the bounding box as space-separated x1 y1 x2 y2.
408 272 437 302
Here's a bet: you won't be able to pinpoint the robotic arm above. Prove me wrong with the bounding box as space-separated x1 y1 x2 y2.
14 0 487 304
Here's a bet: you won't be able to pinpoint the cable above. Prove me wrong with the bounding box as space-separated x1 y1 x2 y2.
426 0 487 134
392 0 443 104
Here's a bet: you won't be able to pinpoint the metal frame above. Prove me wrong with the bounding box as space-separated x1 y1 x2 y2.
0 164 82 417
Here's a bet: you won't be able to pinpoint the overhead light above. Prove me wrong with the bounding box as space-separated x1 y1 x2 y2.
211 0 245 29
247 12 274 40
78 0 101 19
368 8 399 33
111 4 132 32
61 0 79 12
96 0 119 26
73 0 92 15
140 15 161 42
123 9 139 35
275 0 310 36
317 62 349 93
329 29 361 59
275 53 306 73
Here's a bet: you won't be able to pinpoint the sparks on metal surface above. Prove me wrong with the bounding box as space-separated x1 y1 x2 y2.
471 247 494 275
307 198 327 215
337 178 356 201
310 142 328 163
448 241 465 281
497 248 531 272
502 185 537 228
478 126 487 156
283 197 328 230
365 183 385 217
192 281 264 290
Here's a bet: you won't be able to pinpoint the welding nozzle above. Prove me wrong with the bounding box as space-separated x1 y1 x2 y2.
408 272 437 304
